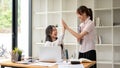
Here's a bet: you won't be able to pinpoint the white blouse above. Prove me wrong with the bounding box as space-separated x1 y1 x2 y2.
44 33 65 59
45 33 64 46
79 17 96 53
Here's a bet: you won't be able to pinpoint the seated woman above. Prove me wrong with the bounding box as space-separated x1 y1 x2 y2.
45 24 65 59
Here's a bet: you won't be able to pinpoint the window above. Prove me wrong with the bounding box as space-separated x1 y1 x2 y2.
18 0 29 58
0 0 30 60
0 0 12 58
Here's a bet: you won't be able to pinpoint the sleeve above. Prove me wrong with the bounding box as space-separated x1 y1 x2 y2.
57 33 65 44
45 41 52 46
83 22 94 33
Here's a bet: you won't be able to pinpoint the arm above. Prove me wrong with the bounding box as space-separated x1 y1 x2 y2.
58 21 66 44
67 27 88 41
62 20 88 41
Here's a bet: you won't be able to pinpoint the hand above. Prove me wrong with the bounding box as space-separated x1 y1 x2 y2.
61 19 66 33
62 19 68 29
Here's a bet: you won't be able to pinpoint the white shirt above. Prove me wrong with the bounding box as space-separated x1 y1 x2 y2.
45 33 64 46
45 33 65 59
79 17 96 53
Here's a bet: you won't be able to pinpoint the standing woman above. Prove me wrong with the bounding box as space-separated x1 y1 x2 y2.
62 5 96 68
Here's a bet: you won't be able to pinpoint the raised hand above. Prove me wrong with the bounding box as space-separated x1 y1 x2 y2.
61 19 66 33
62 19 68 29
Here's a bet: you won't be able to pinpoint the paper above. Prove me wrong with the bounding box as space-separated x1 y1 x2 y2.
79 58 92 63
30 62 56 66
58 64 84 68
57 61 84 68
70 58 92 63
16 61 31 64
0 58 10 62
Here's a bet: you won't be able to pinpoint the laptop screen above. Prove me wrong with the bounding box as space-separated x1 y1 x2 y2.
38 46 62 62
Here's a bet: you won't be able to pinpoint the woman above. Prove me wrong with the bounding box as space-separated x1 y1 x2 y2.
62 5 96 68
45 25 65 59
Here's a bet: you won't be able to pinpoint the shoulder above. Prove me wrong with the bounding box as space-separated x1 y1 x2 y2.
45 41 52 46
83 20 95 32
87 20 95 27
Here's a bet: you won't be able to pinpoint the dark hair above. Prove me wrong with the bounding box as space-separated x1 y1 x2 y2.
45 25 55 42
77 5 93 21
45 25 63 50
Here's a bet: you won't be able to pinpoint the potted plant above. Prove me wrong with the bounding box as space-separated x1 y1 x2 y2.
12 48 22 62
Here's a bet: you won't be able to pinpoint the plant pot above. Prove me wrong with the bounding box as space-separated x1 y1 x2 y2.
11 52 18 63
18 54 21 61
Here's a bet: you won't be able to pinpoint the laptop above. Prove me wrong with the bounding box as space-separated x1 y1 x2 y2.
38 46 62 62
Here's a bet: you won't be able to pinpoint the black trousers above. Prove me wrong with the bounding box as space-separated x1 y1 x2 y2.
79 50 97 68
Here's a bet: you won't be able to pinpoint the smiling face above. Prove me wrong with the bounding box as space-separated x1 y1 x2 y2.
77 6 91 23
77 12 87 23
45 25 58 42
50 27 57 41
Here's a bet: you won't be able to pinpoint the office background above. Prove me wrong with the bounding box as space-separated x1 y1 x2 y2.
0 0 120 68
31 0 120 68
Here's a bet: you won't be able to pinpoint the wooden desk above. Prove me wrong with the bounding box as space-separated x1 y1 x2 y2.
0 61 95 68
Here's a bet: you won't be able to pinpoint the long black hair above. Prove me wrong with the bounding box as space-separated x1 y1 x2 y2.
45 25 63 49
77 5 93 21
45 25 55 42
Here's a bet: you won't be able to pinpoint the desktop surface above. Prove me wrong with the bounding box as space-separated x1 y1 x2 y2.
0 60 96 68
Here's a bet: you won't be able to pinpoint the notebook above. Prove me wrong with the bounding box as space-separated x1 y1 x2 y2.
38 46 62 62
70 58 92 63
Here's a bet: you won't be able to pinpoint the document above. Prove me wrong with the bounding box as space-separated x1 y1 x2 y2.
58 64 84 68
30 62 56 66
57 61 84 68
70 58 92 63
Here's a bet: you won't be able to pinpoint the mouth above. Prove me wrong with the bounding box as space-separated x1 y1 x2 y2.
54 33 57 36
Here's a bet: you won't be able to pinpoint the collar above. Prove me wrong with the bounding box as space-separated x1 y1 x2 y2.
84 17 90 24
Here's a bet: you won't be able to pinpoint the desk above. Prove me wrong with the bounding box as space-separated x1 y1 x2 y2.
0 61 95 68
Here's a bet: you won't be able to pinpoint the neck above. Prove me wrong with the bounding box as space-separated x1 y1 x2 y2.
52 38 56 41
84 16 88 21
